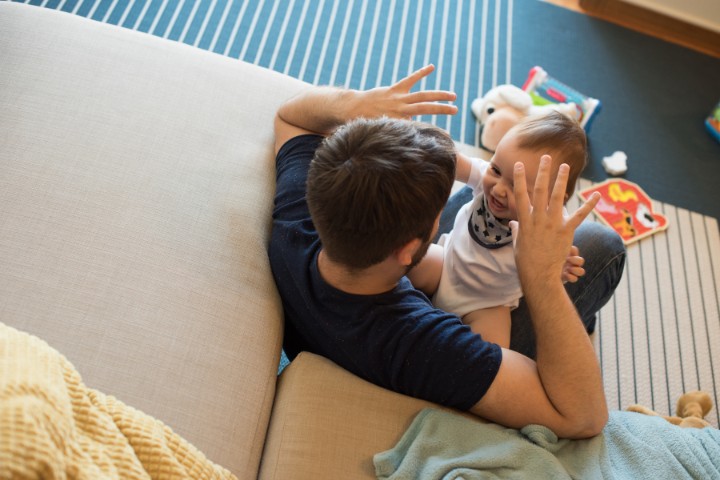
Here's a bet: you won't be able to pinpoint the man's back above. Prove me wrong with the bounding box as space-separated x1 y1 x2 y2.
269 134 501 410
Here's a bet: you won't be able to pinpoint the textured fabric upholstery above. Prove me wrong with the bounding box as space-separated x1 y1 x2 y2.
259 352 477 479
0 3 305 476
0 4 494 478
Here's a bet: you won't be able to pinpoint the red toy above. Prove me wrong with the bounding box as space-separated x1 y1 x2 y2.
578 179 668 245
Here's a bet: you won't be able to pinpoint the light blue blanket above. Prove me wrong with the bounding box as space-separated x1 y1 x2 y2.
374 409 720 479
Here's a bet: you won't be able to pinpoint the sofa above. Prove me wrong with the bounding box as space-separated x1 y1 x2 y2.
0 3 487 478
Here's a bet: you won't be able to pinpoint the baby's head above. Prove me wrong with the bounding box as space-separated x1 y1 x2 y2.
483 111 587 221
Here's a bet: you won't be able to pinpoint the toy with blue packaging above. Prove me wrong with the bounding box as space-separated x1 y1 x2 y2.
522 66 601 132
706 100 720 143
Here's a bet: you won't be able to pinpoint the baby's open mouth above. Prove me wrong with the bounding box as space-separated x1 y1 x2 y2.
489 195 505 212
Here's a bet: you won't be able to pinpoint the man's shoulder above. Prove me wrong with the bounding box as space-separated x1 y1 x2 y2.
272 135 325 227
277 134 324 162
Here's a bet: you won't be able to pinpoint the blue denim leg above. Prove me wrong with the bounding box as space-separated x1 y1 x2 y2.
509 221 626 358
438 187 627 359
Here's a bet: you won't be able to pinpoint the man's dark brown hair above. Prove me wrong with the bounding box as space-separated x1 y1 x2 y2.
307 117 456 270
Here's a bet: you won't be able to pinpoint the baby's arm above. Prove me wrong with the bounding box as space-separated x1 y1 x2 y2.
407 244 444 296
455 151 483 184
410 152 487 296
408 152 482 296
463 306 512 349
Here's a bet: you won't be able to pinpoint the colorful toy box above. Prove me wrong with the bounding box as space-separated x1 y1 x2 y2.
522 66 601 132
706 100 720 143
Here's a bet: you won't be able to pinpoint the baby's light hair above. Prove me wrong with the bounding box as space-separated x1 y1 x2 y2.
512 110 587 198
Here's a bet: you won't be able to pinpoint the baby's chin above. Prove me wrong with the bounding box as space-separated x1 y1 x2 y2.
491 208 517 223
487 199 515 221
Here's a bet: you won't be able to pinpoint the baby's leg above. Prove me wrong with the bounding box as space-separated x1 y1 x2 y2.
463 306 511 349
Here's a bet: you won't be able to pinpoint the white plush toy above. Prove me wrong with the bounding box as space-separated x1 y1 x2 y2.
471 84 580 152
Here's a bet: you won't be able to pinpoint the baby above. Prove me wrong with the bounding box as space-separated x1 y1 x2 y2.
413 111 588 348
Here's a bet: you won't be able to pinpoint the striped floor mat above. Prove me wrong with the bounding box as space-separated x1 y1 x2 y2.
11 0 720 427
569 181 720 428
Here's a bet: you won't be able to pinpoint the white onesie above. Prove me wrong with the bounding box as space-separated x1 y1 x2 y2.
433 159 522 317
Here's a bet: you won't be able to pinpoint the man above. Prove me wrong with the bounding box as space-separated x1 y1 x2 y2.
269 65 625 438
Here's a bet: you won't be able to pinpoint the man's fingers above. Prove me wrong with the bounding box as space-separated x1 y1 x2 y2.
391 66 457 117
404 90 457 104
549 163 570 217
396 64 435 91
532 155 553 212
569 192 600 229
513 163 531 223
403 102 459 117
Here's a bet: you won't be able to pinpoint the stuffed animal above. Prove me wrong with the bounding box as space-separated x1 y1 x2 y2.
626 391 715 428
470 84 579 152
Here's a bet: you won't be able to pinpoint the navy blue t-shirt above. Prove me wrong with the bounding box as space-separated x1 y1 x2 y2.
268 134 502 410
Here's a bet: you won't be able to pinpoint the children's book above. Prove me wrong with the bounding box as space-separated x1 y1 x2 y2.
577 179 668 245
522 66 601 132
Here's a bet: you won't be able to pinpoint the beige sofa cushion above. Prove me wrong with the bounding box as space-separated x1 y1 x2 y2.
260 352 481 479
0 3 305 476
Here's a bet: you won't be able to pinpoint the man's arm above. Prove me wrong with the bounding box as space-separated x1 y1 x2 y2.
274 64 458 154
470 156 606 439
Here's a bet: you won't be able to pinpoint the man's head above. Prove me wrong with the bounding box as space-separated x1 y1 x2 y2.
307 117 456 271
482 111 587 220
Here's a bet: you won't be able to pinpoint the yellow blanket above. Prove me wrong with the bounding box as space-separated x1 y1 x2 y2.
0 323 237 480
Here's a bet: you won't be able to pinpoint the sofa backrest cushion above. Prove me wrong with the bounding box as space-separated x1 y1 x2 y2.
0 3 306 476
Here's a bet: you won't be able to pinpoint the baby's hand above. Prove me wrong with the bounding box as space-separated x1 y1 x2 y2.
562 245 585 283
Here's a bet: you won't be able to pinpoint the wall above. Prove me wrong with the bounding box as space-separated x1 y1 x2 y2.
623 0 720 32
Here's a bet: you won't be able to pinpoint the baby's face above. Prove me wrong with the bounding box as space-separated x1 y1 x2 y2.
482 131 557 221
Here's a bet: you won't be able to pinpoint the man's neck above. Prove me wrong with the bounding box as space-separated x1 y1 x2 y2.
317 250 401 295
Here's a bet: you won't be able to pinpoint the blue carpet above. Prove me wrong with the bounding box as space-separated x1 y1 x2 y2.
10 0 720 221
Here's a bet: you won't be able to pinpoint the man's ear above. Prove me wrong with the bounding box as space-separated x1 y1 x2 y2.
395 238 423 266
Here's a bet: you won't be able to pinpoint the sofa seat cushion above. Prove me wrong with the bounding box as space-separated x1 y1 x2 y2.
260 352 482 479
0 3 305 476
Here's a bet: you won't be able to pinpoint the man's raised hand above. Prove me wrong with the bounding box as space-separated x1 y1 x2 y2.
360 64 458 119
510 155 600 285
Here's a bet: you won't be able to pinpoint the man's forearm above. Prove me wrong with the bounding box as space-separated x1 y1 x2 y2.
511 158 607 436
277 87 363 136
523 276 608 435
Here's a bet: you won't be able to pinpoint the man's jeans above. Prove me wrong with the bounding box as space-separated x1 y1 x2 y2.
437 186 626 359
